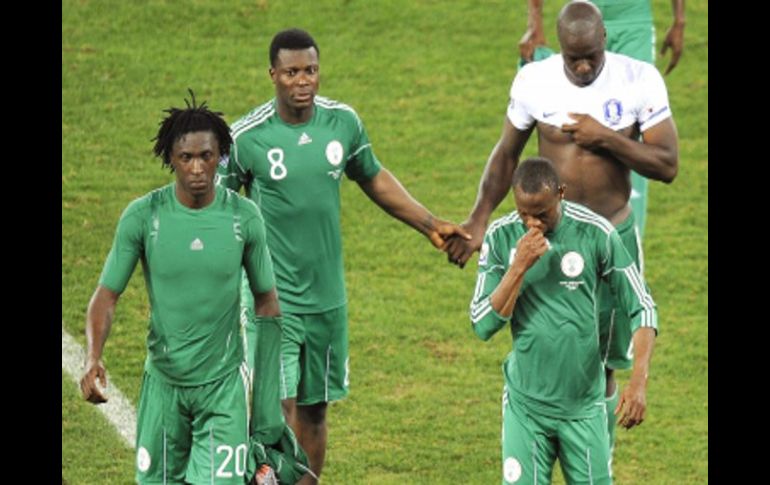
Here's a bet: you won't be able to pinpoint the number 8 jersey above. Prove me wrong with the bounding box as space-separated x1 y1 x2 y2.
218 96 382 313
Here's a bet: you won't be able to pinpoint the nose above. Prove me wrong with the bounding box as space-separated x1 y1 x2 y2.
575 60 592 76
525 217 545 232
190 158 205 174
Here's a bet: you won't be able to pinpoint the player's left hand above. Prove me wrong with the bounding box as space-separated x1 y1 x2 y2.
428 218 472 251
661 22 685 75
561 113 607 148
615 377 647 429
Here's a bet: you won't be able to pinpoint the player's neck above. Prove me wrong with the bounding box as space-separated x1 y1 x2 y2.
277 103 314 125
175 185 215 210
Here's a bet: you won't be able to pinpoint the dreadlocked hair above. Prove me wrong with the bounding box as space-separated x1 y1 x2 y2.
152 88 233 171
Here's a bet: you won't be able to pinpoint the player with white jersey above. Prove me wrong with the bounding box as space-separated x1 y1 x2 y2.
445 1 678 462
470 157 658 484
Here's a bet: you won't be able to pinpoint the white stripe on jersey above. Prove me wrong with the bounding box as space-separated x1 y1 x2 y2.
231 103 275 140
472 271 487 302
231 100 273 135
347 143 371 160
470 297 493 324
621 265 656 328
564 203 614 235
315 95 364 132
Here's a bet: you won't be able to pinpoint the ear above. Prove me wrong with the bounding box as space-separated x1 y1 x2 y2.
558 184 566 199
269 67 276 83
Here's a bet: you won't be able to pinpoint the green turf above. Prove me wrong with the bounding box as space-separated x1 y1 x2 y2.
63 0 707 482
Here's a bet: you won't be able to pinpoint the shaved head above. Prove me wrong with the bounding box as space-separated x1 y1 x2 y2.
557 1 604 45
556 1 606 86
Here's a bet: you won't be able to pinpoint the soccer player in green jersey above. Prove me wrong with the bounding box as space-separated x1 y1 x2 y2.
79 92 303 484
446 1 678 465
217 28 470 484
470 157 657 484
517 0 685 240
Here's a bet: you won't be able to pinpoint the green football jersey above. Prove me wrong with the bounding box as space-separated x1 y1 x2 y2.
219 96 382 313
99 184 276 386
470 201 657 419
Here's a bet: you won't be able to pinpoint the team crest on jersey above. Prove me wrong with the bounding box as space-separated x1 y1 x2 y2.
503 457 522 483
190 238 204 251
560 251 584 277
478 242 490 265
326 140 343 166
603 99 623 126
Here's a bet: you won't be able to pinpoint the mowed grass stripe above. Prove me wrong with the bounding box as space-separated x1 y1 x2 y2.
62 324 137 449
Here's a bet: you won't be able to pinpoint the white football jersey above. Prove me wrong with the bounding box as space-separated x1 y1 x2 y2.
507 51 671 133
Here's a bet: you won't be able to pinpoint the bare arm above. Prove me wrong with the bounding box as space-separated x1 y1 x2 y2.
357 167 470 249
616 327 656 429
80 285 121 404
562 114 679 182
518 0 546 61
253 287 281 317
661 0 686 75
490 228 548 316
445 117 534 267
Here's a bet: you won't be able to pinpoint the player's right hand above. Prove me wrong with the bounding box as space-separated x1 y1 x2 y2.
444 220 485 268
514 227 548 269
518 28 546 62
80 358 108 404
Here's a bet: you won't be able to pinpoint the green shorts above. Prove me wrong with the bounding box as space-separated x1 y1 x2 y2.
135 366 250 484
605 22 655 64
501 386 612 484
279 306 349 405
598 213 646 370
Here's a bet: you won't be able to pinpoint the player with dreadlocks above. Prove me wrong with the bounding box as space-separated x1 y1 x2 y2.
80 90 307 484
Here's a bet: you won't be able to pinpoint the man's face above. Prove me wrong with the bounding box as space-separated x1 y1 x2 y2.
170 131 220 200
559 31 605 87
513 185 564 234
270 47 319 110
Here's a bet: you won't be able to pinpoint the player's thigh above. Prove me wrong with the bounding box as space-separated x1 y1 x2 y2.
557 412 612 485
501 387 557 485
280 312 305 400
186 368 250 485
135 372 191 484
297 305 349 405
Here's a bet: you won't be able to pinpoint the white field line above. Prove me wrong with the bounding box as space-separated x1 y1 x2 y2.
61 325 136 449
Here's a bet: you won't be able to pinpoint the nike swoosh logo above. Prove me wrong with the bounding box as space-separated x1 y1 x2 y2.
543 111 557 118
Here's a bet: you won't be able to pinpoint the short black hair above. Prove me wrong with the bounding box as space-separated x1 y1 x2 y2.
269 28 319 67
512 157 561 194
152 89 232 171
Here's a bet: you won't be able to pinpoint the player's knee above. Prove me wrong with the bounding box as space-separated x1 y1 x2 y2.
298 402 327 425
